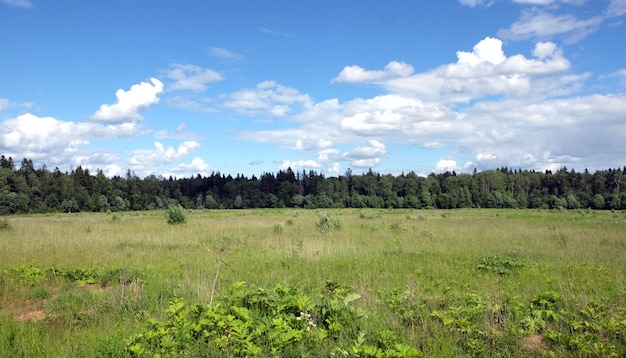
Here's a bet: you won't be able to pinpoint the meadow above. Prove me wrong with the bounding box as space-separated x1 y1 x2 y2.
0 208 625 357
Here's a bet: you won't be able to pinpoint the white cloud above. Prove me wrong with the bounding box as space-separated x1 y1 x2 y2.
379 37 570 102
458 0 494 7
279 159 320 171
92 78 164 123
607 0 626 17
223 81 313 116
512 0 555 4
332 61 414 84
498 9 603 43
164 157 210 178
434 159 460 173
318 148 341 161
1 0 33 8
343 140 388 168
0 98 9 114
456 93 626 170
327 162 341 173
166 95 215 112
456 37 506 66
103 164 123 177
331 61 414 83
208 47 244 61
234 37 624 174
339 95 454 138
0 113 91 161
611 69 626 77
129 140 200 168
166 64 222 91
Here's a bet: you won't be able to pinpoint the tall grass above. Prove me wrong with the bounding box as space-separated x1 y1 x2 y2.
0 209 625 356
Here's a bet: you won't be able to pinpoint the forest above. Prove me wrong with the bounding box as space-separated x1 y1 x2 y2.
0 155 624 214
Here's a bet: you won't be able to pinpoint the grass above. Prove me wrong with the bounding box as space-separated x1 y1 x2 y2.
0 208 625 356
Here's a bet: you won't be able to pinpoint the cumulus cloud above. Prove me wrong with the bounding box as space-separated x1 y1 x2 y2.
378 37 571 103
234 34 626 174
164 157 211 178
332 61 414 84
223 81 313 116
343 140 388 168
0 113 91 161
434 159 460 173
454 93 626 170
339 95 454 138
279 159 320 171
456 37 506 66
92 78 164 123
166 64 222 91
129 140 200 169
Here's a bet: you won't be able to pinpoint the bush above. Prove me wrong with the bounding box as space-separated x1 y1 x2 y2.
166 205 187 225
316 211 343 233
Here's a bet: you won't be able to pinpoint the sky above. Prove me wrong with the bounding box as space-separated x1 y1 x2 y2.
1 0 625 178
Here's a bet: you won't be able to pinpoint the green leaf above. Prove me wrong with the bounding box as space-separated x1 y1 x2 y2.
343 292 361 306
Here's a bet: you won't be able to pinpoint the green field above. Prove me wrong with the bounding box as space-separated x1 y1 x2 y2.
1 209 625 357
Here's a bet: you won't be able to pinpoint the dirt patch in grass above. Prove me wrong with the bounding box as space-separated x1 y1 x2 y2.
0 299 49 323
522 334 544 353
19 309 47 322
82 283 109 293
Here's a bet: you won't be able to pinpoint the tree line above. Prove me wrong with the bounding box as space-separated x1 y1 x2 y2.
0 155 624 214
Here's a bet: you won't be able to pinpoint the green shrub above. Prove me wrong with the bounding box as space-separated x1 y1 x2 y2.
166 205 187 225
316 211 343 233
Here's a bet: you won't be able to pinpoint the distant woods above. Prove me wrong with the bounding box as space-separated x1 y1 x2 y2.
0 155 624 214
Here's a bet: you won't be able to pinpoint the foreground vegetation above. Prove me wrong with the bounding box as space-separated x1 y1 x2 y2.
1 208 625 356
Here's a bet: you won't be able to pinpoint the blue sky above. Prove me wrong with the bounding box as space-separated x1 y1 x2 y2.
1 0 625 178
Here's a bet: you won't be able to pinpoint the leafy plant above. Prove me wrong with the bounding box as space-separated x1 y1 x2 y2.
126 281 420 357
476 255 522 275
166 205 187 225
